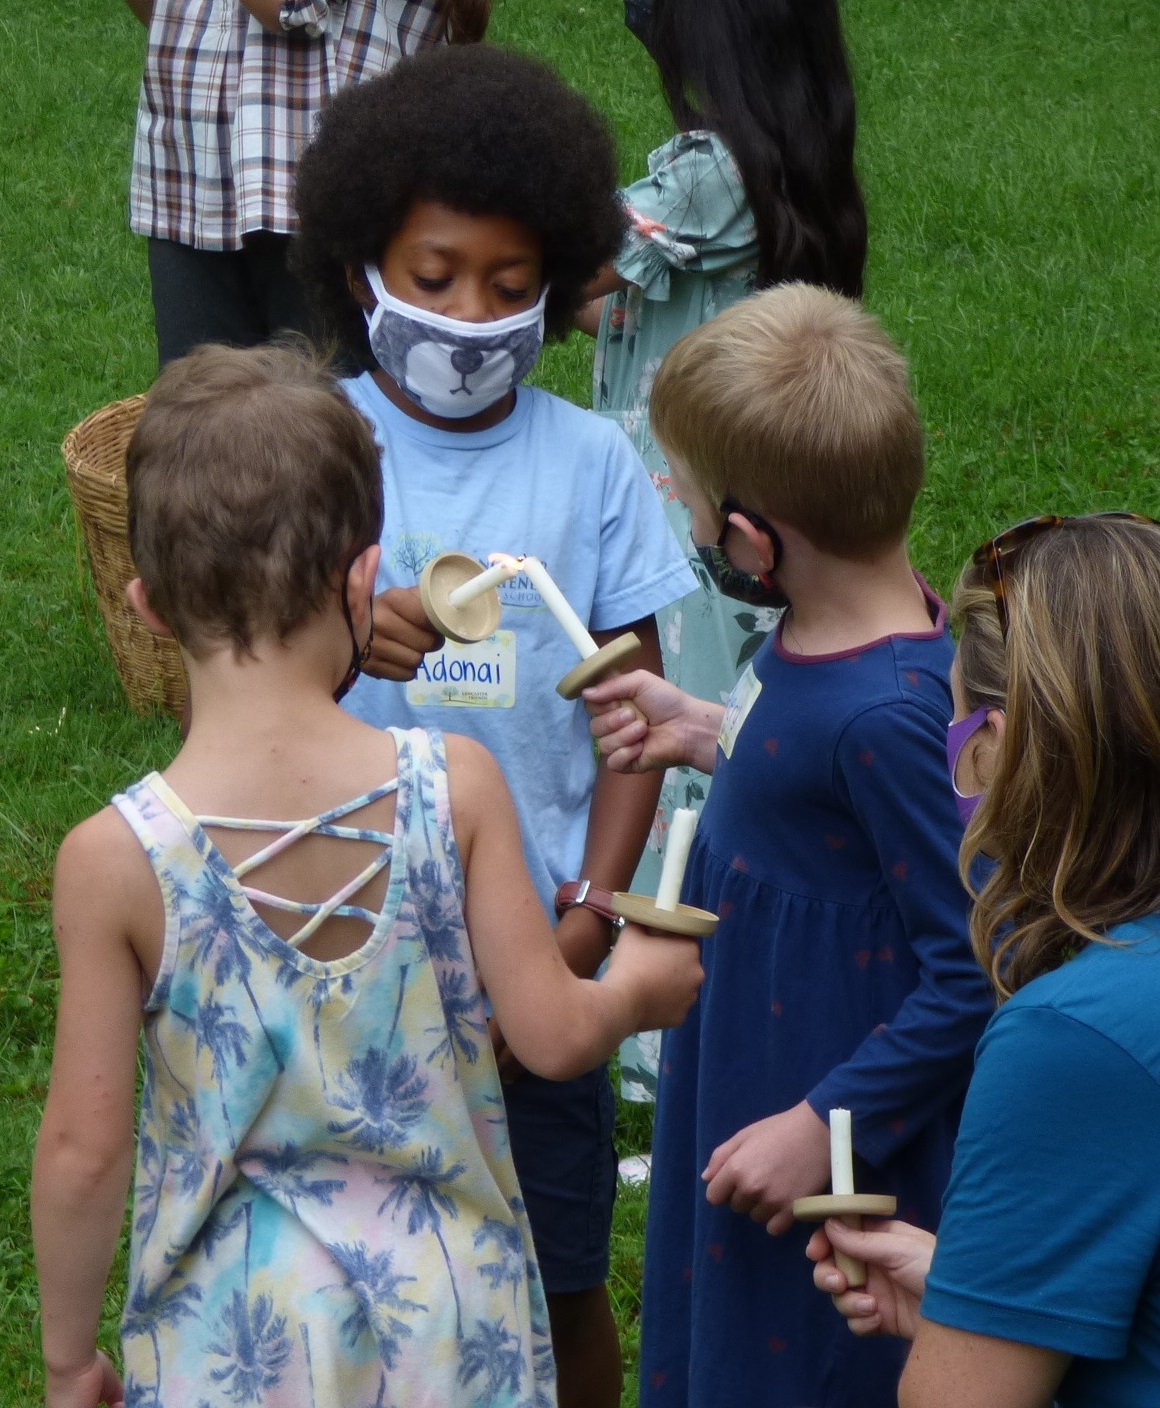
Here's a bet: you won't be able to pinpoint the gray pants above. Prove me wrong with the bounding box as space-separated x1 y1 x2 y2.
147 232 322 367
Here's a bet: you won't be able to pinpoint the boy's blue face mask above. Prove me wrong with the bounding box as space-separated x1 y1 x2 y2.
695 497 789 608
362 264 547 420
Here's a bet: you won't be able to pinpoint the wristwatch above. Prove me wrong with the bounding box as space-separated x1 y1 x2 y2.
554 879 626 937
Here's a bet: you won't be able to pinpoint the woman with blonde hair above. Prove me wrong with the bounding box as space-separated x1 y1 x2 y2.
809 512 1160 1408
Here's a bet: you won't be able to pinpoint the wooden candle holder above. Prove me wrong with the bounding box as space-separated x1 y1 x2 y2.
792 1193 897 1289
556 632 641 700
611 891 718 938
419 552 503 644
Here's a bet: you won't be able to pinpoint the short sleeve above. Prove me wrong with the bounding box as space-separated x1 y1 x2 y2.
923 1005 1160 1357
808 698 995 1164
614 132 759 301
588 423 696 632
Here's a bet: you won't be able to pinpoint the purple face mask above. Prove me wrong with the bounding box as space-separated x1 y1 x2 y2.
946 706 991 826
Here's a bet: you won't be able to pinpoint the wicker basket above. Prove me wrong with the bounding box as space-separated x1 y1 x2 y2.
62 395 188 720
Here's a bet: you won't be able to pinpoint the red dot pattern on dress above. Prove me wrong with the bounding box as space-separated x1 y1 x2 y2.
719 899 734 920
731 855 748 872
764 737 779 757
766 1336 787 1354
859 749 875 766
906 670 920 687
890 1118 907 1137
824 834 847 850
771 999 783 1017
854 949 871 970
707 1243 724 1262
892 861 909 882
650 1370 667 1389
877 946 894 963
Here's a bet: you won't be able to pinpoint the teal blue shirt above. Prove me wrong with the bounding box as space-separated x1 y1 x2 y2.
923 914 1160 1406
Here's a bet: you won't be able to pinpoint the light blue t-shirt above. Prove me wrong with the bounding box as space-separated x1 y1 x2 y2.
922 913 1160 1407
341 374 696 916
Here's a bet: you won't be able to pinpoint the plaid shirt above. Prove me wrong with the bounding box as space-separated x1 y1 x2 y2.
130 0 446 250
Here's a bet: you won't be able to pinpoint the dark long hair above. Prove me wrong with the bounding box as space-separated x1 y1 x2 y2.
648 0 867 297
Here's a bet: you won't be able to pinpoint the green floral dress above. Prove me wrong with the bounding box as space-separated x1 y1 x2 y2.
593 130 776 1101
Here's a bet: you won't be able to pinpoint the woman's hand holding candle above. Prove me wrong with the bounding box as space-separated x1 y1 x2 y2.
806 1219 934 1340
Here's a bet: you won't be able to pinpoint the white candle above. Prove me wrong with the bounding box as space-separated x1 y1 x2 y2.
829 1108 855 1195
520 556 599 660
447 557 520 608
655 807 697 911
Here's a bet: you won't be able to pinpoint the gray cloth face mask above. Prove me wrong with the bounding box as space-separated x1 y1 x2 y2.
362 264 548 419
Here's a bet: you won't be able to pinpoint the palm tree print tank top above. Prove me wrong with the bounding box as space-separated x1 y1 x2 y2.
113 727 553 1408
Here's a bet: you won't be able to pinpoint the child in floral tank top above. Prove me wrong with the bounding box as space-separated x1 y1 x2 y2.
31 345 702 1408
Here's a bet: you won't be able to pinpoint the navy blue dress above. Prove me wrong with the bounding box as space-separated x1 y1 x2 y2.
640 586 996 1408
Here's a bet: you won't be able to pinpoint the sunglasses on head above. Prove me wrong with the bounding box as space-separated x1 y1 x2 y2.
972 512 1157 639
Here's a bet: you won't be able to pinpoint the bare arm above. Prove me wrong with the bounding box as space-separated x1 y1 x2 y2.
449 735 702 1079
574 296 607 338
583 262 631 301
33 813 149 1406
122 0 152 24
899 1320 1069 1408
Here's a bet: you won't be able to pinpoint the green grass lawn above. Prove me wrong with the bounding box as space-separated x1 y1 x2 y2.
2 0 1158 1402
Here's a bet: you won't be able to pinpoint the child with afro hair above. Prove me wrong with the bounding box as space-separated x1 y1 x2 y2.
294 44 696 1408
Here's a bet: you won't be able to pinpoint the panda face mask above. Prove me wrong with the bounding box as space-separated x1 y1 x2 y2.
362 264 548 420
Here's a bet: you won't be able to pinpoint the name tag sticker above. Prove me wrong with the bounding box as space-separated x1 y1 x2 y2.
406 631 516 709
718 663 762 758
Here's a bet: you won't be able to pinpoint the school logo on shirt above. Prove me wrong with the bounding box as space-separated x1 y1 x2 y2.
406 631 517 708
718 663 762 758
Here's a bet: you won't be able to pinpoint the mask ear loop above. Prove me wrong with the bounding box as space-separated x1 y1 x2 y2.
334 565 374 704
362 263 550 336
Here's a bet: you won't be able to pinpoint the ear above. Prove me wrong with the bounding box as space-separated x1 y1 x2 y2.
967 708 1007 788
347 264 376 313
125 577 175 637
344 544 381 625
725 511 777 575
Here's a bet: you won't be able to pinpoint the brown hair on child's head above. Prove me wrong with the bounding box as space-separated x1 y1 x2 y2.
127 343 384 658
650 282 924 557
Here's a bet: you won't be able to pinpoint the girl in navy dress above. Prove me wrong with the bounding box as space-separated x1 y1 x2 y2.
586 284 996 1408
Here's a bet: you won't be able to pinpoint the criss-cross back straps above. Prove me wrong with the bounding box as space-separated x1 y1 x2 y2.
197 780 399 948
